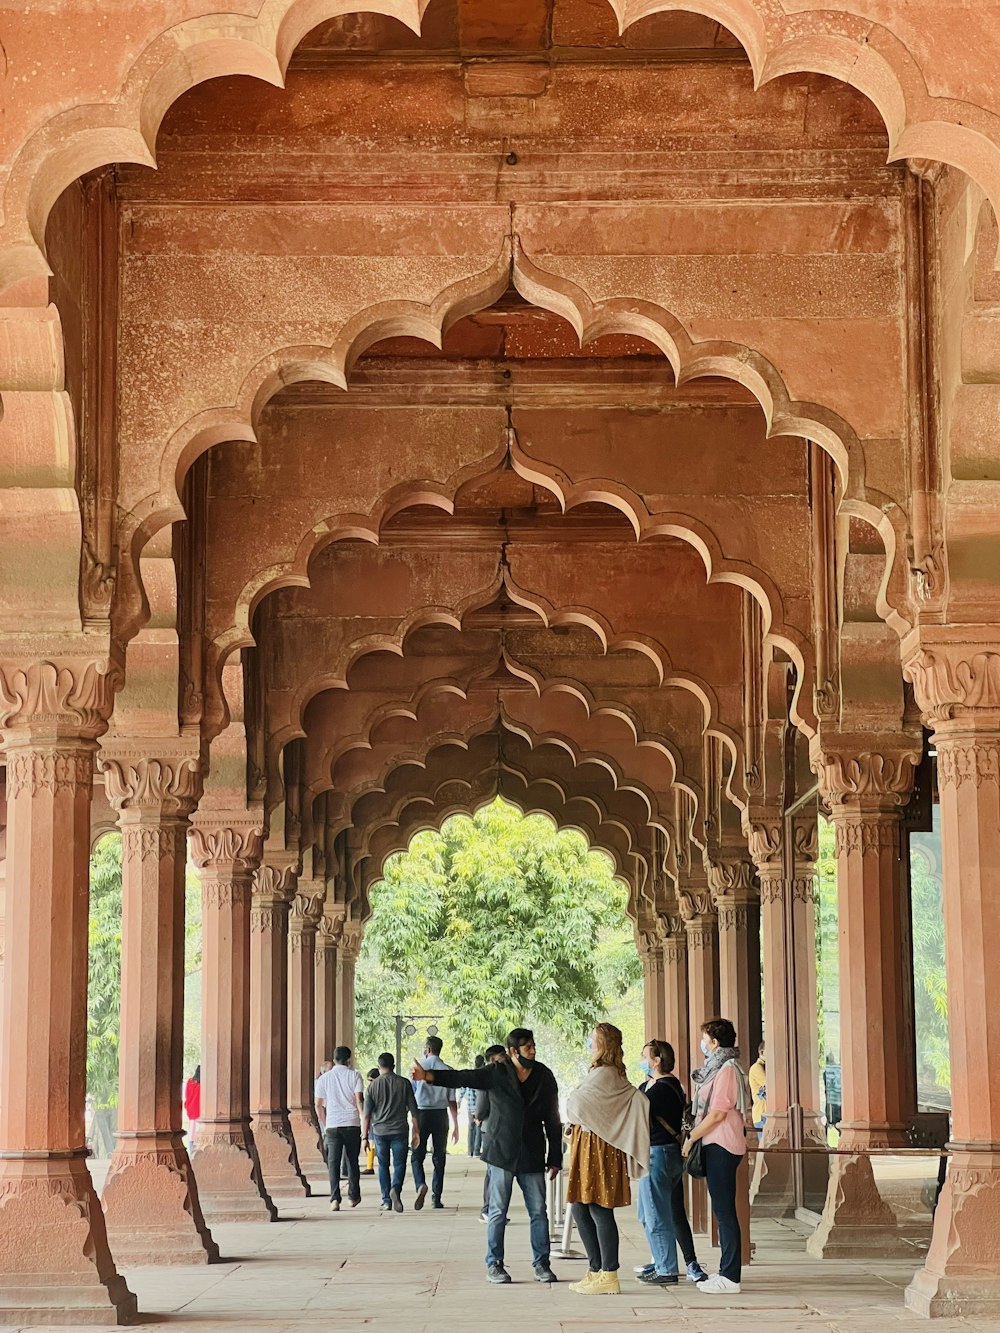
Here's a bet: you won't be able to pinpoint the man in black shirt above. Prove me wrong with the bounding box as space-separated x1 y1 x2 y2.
412 1027 561 1286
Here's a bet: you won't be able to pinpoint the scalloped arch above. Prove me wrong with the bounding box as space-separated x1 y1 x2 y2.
5 0 1000 291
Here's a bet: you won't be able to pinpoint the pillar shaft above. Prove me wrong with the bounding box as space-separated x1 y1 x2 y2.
640 927 667 1038
709 856 762 1064
662 926 690 1082
682 894 718 1236
807 740 919 1258
747 814 827 1216
314 918 339 1070
337 927 360 1052
189 819 276 1223
250 865 309 1197
904 645 1000 1317
98 750 218 1264
0 660 136 1324
287 893 325 1174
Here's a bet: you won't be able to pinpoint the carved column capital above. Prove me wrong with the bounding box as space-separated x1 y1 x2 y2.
4 748 94 797
338 922 363 962
810 733 921 811
252 863 297 905
317 912 344 949
0 655 121 741
705 853 758 904
189 820 264 872
903 643 1000 724
98 748 202 817
289 892 324 948
743 813 783 875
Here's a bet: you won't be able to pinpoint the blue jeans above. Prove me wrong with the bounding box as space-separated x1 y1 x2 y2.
374 1133 408 1205
637 1144 682 1276
704 1143 742 1283
485 1167 550 1267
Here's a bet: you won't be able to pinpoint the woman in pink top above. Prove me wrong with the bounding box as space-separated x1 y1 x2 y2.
682 1017 752 1295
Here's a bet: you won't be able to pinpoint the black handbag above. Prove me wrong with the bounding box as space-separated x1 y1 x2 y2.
683 1079 713 1178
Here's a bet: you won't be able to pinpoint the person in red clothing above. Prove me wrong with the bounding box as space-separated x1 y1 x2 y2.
184 1065 201 1145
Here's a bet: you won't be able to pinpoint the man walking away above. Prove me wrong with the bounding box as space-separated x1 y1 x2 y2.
363 1053 420 1213
477 1045 507 1222
413 1027 562 1285
315 1046 364 1212
461 1055 487 1156
411 1036 459 1209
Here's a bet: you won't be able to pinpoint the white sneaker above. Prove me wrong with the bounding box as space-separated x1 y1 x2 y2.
698 1274 741 1294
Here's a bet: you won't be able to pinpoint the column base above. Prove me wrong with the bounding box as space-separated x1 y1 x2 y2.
751 1116 829 1217
905 1151 1000 1318
288 1109 327 1176
102 1136 220 1264
0 1156 137 1325
252 1115 311 1198
191 1125 278 1223
807 1151 907 1258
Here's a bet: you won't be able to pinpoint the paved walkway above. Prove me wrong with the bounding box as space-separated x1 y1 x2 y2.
2 1157 991 1332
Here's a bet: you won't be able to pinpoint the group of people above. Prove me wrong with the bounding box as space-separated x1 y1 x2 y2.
313 1015 752 1297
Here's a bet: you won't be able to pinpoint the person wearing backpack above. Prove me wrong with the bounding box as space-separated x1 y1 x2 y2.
682 1017 753 1295
634 1040 708 1286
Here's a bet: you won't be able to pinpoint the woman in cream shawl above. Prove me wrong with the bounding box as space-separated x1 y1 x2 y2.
564 1022 650 1296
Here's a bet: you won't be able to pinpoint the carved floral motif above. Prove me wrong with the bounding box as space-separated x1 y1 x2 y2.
0 658 120 735
121 823 184 865
812 747 919 808
189 823 264 871
832 817 901 858
936 739 1000 789
99 754 201 814
5 748 93 797
904 648 1000 722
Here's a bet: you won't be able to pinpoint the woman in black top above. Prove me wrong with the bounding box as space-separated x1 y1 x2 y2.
634 1039 708 1285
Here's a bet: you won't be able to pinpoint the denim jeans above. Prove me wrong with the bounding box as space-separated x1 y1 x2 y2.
485 1168 550 1267
374 1133 408 1204
468 1120 482 1156
411 1108 449 1200
703 1143 742 1282
637 1143 682 1275
325 1125 361 1203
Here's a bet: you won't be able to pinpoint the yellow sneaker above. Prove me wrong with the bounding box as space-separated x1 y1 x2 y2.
568 1271 602 1294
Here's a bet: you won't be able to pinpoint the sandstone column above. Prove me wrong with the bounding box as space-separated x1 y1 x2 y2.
337 922 361 1052
680 884 718 1235
314 914 340 1070
0 660 136 1323
746 811 827 1216
188 817 277 1222
807 737 920 1258
640 921 667 1038
904 644 1000 1317
249 863 309 1199
98 747 219 1264
662 918 690 1080
708 855 762 1063
287 892 326 1174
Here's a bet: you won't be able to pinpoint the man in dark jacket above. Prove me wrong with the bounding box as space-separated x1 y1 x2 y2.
412 1027 562 1285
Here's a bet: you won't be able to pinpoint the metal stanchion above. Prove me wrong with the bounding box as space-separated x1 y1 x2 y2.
549 1170 587 1259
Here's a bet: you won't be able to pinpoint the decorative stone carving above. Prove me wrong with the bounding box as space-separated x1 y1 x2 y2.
812 747 920 808
189 824 264 870
936 739 1000 788
121 823 184 865
904 647 1000 722
80 541 117 624
0 657 120 735
99 753 202 815
4 749 93 797
833 818 901 858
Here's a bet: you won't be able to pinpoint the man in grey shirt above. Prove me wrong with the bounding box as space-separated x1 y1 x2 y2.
363 1053 420 1213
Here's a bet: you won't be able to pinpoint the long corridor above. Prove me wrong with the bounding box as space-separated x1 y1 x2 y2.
9 1157 986 1333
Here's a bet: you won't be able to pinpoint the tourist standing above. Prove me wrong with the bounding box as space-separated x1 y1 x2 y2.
412 1028 562 1284
682 1017 752 1294
461 1055 487 1156
749 1041 766 1130
410 1036 459 1209
634 1039 707 1285
565 1023 650 1297
184 1065 201 1146
363 1053 420 1212
315 1046 364 1212
363 1068 380 1174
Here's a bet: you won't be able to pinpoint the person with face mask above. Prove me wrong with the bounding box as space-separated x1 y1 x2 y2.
682 1017 753 1295
564 1023 650 1297
412 1028 562 1286
634 1040 708 1286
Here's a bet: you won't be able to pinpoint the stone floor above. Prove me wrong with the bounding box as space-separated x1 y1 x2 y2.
2 1157 991 1332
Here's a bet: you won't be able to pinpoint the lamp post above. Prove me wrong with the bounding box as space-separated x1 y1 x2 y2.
394 1014 444 1070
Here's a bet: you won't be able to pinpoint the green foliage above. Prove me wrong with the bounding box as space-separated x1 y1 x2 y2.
86 837 206 1107
87 835 123 1109
815 818 839 1063
910 825 950 1092
356 799 641 1081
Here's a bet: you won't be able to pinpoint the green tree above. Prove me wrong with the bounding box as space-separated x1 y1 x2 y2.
356 799 641 1077
87 834 123 1109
